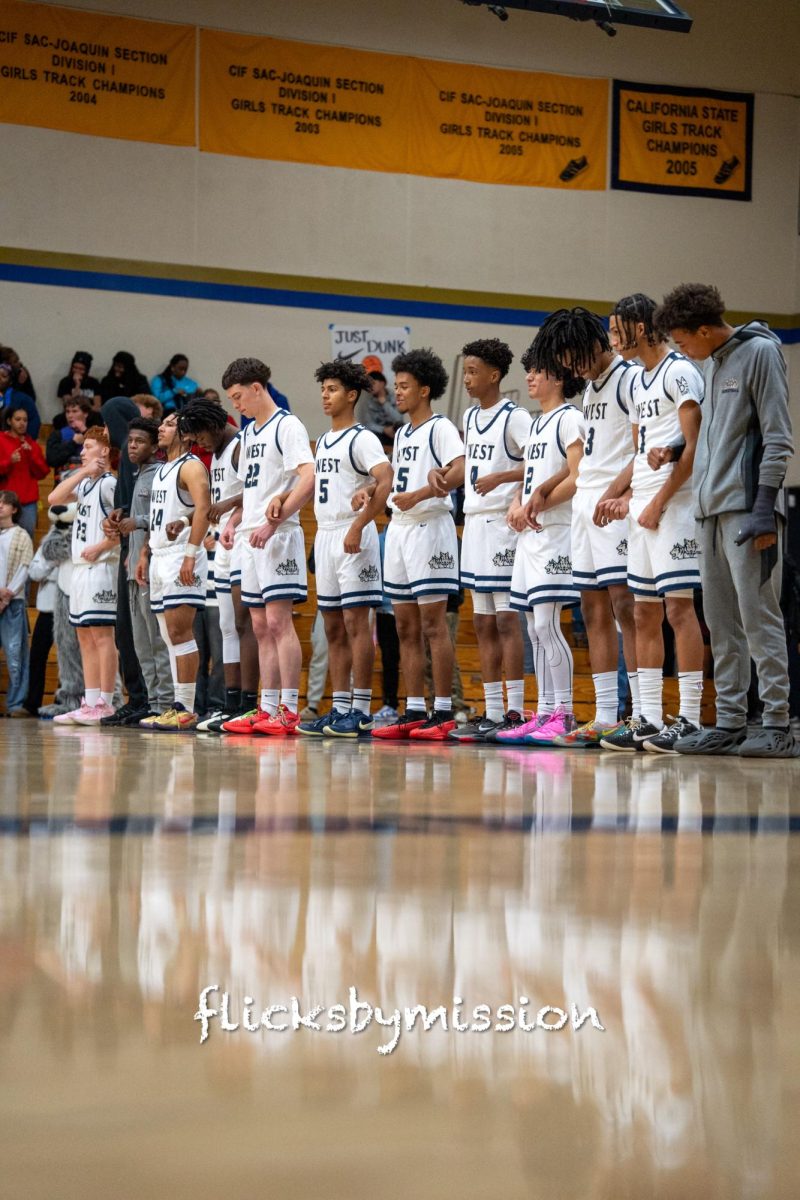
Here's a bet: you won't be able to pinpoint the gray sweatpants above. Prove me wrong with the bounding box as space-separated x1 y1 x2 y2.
129 581 174 713
698 513 789 728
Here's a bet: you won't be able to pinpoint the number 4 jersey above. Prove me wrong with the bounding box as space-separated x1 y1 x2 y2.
237 410 314 531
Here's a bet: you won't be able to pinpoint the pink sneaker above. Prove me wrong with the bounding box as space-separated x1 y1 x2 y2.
72 699 116 726
523 707 577 745
53 699 93 725
495 711 549 743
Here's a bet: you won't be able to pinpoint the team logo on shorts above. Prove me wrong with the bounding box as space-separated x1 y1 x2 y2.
92 589 116 604
616 538 628 556
276 557 299 577
358 564 379 583
544 555 571 576
670 538 699 561
428 551 455 570
492 548 515 568
172 573 202 588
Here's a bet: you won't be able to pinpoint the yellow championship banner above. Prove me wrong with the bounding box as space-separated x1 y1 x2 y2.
0 0 195 146
406 59 608 190
199 31 410 173
612 80 753 201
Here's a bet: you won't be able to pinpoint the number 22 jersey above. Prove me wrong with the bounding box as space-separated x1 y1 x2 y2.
237 410 314 532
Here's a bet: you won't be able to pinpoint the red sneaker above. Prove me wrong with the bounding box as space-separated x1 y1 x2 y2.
410 711 457 741
220 707 267 735
371 710 428 740
252 705 301 736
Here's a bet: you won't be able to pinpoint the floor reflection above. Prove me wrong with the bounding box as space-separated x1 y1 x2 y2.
0 726 798 1199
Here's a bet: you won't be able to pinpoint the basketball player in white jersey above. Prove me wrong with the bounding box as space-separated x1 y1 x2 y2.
48 426 120 724
372 348 465 741
449 338 529 744
597 293 705 753
297 359 393 739
522 307 640 748
134 411 211 732
219 357 315 737
177 399 260 733
495 345 584 746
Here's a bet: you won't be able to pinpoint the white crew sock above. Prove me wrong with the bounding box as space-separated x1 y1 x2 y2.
406 696 426 714
638 667 663 727
593 671 619 726
678 671 703 726
100 691 114 708
352 688 372 715
483 680 504 722
434 696 452 713
261 688 279 716
332 690 351 713
628 671 641 716
505 679 525 715
174 682 196 713
85 688 100 706
280 688 299 714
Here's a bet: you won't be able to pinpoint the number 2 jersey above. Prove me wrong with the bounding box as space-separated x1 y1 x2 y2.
462 398 530 514
522 404 585 526
314 424 387 527
72 472 118 565
237 410 314 532
209 434 242 533
575 355 640 493
389 414 464 523
630 351 704 498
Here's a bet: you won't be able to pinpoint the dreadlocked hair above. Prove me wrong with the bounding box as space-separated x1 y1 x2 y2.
521 332 584 401
529 308 609 378
461 338 514 380
611 293 664 349
314 358 372 396
390 348 448 400
178 398 228 438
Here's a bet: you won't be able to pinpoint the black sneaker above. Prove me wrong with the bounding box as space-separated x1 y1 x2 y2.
483 710 526 743
714 156 740 185
600 715 658 752
448 713 501 743
675 726 746 756
643 715 699 755
559 155 588 182
100 701 140 727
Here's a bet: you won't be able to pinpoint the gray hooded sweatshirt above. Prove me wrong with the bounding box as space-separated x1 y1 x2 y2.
694 321 793 520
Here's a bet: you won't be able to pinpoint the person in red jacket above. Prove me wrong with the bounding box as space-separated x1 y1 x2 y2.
0 403 49 541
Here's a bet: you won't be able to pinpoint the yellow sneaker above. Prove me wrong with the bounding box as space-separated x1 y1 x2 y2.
151 704 198 733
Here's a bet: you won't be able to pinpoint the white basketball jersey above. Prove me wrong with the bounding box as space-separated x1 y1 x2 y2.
149 453 204 551
462 399 530 514
630 351 704 498
576 356 640 491
390 414 464 522
209 435 242 533
314 424 387 527
237 410 314 532
521 404 585 527
72 473 117 564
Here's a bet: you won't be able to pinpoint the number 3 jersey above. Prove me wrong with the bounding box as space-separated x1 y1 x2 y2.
71 472 118 565
630 351 704 498
237 410 314 532
522 404 585 526
575 355 640 493
389 414 464 523
314 424 388 527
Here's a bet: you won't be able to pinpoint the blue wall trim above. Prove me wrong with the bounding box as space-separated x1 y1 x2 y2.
1 260 798 342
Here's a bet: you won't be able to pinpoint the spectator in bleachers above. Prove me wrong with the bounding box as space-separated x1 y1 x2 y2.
57 351 102 409
99 351 149 404
150 354 200 414
0 489 33 715
132 394 163 423
0 361 41 440
0 345 37 405
0 404 49 540
46 397 103 481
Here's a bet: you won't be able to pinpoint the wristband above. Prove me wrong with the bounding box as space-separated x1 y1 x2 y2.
177 515 190 529
183 543 199 559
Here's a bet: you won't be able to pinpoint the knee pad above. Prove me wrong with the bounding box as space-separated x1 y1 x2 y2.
222 633 241 665
173 639 199 657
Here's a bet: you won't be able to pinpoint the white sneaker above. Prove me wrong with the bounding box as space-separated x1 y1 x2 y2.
73 699 116 726
54 699 92 725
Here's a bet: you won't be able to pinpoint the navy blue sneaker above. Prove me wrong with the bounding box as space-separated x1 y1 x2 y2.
324 709 375 738
297 708 347 737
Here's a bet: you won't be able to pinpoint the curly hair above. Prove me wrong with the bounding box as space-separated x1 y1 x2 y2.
221 358 271 390
527 307 609 378
127 417 160 444
178 398 229 438
611 293 665 349
390 348 448 401
655 283 726 334
520 336 583 401
83 426 110 449
461 338 514 380
314 359 372 396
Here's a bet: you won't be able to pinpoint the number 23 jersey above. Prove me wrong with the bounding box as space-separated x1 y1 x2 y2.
237 410 314 532
72 473 117 565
